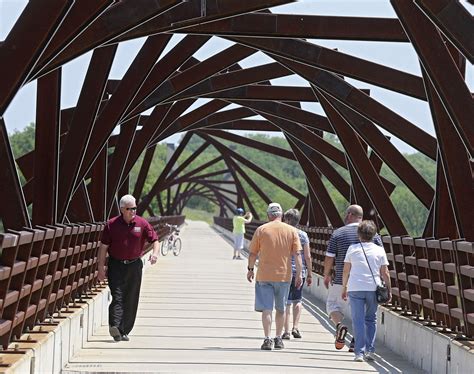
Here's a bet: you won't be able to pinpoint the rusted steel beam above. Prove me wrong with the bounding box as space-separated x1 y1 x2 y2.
0 0 73 115
162 158 226 189
136 44 256 112
287 138 343 227
166 141 211 181
392 1 474 155
198 132 305 200
178 13 409 42
39 0 181 75
67 182 94 222
323 92 434 208
316 89 407 235
152 101 231 144
57 45 117 221
137 132 193 215
125 36 211 119
32 69 61 226
283 132 350 201
29 1 113 80
200 85 318 102
206 130 294 160
180 106 256 133
230 99 333 132
119 105 174 188
228 36 427 100
0 118 30 229
414 0 474 63
206 119 278 132
119 176 130 198
271 55 437 159
88 144 108 222
423 70 473 240
112 0 295 43
227 158 272 206
78 35 172 186
151 99 197 142
133 145 156 201
169 63 293 102
106 119 138 217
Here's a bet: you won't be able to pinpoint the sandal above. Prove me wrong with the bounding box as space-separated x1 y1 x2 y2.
335 324 348 350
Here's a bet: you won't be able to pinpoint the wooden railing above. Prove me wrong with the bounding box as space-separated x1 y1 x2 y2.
214 217 474 339
0 215 185 351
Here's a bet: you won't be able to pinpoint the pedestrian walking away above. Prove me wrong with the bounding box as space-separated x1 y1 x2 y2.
247 202 302 351
97 194 160 342
342 220 392 362
323 205 382 351
232 208 252 259
282 209 313 341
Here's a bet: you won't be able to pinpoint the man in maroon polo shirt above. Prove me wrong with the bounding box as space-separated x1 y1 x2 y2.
97 194 159 342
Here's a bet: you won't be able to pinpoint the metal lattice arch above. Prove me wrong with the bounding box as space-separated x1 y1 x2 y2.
1 0 472 239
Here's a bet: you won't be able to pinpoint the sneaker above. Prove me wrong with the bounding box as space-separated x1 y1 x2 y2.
121 334 130 341
232 255 236 260
291 328 302 338
354 354 364 362
281 332 291 340
109 326 121 342
348 337 355 353
236 256 244 260
335 324 347 350
261 338 273 350
273 337 284 350
364 352 376 361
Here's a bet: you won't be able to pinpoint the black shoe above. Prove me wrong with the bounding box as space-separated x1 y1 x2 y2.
274 337 284 349
292 328 302 339
121 334 130 341
281 332 291 340
109 326 121 342
348 337 355 352
261 338 273 350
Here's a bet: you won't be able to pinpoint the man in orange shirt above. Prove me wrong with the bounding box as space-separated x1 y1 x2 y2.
247 202 303 350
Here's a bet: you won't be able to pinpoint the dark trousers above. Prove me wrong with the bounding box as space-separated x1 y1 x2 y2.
107 258 143 335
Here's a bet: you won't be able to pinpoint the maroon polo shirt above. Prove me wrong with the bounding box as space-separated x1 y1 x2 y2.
101 215 158 260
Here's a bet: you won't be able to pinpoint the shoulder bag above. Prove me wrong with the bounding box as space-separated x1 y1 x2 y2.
360 242 390 304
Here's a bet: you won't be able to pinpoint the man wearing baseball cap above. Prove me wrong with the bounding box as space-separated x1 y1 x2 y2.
247 202 303 350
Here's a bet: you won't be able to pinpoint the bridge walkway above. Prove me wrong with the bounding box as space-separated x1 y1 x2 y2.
63 221 423 373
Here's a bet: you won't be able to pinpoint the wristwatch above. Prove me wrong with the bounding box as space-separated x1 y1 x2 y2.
247 266 254 272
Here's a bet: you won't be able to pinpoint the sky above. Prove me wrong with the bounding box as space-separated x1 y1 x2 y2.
1 0 473 154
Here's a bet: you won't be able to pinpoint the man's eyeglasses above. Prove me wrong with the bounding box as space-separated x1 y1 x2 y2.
125 207 137 211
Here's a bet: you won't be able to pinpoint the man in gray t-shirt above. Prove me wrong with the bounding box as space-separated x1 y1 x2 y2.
323 205 381 351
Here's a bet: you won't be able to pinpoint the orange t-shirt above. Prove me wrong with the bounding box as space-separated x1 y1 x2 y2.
249 220 301 282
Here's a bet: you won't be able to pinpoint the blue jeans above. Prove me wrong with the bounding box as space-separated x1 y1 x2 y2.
349 291 378 355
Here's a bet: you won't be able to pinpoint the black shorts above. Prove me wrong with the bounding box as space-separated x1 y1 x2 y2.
287 276 305 304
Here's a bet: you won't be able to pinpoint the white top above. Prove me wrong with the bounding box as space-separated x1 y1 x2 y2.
344 241 389 292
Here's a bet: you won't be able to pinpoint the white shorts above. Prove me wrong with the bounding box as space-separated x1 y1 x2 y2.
326 283 350 316
234 233 244 250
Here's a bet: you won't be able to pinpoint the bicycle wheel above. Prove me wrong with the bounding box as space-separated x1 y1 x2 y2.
172 237 182 256
160 240 169 256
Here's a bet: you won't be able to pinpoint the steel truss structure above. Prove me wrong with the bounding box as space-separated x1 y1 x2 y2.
0 0 472 346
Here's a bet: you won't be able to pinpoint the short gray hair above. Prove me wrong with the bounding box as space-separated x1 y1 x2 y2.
283 208 300 226
119 194 136 207
358 220 377 241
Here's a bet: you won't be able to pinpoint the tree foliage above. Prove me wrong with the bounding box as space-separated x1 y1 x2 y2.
8 126 436 236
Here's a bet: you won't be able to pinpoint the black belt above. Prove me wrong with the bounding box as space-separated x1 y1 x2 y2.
111 257 140 265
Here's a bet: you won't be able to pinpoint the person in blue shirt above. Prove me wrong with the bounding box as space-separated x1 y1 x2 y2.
281 209 313 340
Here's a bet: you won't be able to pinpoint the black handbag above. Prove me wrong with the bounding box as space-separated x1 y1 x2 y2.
360 242 390 304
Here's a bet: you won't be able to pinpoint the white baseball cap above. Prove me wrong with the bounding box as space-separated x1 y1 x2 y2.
267 202 282 215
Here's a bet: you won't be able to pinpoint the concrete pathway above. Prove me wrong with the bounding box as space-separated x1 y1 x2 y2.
63 221 424 373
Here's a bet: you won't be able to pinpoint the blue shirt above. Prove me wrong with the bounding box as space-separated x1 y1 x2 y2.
291 229 309 278
326 223 382 285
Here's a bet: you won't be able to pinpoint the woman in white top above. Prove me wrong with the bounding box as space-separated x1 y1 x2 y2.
341 220 391 362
